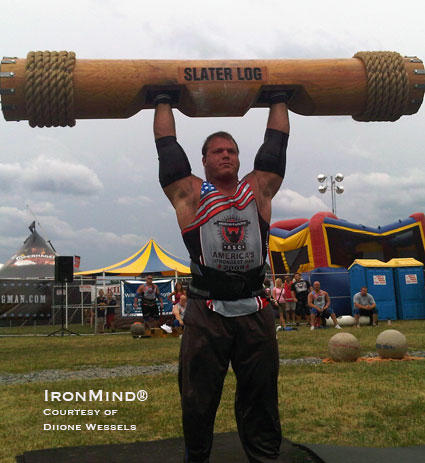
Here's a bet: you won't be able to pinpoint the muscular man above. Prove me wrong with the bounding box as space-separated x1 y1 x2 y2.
133 274 163 326
308 281 341 330
153 91 290 462
353 286 378 327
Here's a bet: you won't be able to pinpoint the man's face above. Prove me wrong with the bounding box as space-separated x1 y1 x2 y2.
202 137 240 180
146 276 153 284
294 274 301 281
313 281 320 291
180 296 187 306
361 287 368 296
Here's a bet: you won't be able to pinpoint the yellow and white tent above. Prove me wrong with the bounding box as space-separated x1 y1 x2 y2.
76 239 190 277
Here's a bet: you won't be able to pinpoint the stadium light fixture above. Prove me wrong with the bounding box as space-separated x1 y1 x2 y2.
316 173 344 215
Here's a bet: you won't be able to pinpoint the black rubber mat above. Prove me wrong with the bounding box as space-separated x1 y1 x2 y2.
300 442 425 463
15 432 319 462
15 432 425 462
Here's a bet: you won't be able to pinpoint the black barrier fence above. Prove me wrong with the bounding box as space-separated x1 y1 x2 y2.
0 276 191 334
0 278 97 332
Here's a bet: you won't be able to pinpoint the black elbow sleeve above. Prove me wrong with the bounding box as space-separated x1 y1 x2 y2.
156 136 192 188
254 128 289 178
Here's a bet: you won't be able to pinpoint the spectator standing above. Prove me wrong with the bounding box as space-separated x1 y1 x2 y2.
106 292 117 332
94 289 107 334
283 275 296 323
272 278 286 328
291 272 312 326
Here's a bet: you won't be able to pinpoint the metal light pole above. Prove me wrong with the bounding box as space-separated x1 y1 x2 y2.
317 173 344 215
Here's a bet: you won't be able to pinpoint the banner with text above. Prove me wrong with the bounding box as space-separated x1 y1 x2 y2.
120 280 173 316
0 279 53 318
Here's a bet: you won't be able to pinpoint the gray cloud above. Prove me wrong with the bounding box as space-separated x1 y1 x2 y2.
24 156 103 196
0 156 103 196
272 189 329 217
338 170 425 226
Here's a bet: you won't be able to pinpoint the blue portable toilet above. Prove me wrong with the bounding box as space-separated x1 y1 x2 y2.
348 259 397 321
387 258 425 320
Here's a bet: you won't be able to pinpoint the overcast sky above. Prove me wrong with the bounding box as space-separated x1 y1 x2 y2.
1 0 424 270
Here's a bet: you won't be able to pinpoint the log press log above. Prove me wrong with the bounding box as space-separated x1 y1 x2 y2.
0 50 424 127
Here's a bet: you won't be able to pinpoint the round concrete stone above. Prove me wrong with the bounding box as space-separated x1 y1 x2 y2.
328 332 361 362
376 329 408 359
130 322 145 337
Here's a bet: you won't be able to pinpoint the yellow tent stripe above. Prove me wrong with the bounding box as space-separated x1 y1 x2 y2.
153 241 190 273
111 240 153 275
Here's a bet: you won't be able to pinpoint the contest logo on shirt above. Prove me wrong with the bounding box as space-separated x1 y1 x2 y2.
215 217 250 251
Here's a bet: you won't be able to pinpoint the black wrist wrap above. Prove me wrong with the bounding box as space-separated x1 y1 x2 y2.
153 94 173 106
156 136 192 188
254 128 289 178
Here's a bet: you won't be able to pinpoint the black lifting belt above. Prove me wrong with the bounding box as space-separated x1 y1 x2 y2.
188 263 266 301
156 136 192 188
254 128 289 178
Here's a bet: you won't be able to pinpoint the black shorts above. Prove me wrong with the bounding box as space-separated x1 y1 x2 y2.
295 300 310 317
142 302 159 320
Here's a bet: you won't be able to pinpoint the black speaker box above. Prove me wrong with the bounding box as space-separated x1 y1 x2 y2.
55 256 74 283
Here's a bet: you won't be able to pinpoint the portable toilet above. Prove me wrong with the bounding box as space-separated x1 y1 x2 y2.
387 258 425 320
348 259 397 321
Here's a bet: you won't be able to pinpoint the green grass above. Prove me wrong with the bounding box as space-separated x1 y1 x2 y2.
0 333 181 374
0 320 424 463
0 323 109 336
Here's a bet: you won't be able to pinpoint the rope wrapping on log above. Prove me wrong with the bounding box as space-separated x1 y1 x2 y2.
24 51 76 127
353 51 409 122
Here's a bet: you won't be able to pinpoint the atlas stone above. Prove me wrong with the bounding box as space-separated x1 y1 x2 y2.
328 332 361 362
130 322 145 338
376 329 408 359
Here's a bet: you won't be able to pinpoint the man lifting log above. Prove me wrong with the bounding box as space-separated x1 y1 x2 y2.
153 91 290 462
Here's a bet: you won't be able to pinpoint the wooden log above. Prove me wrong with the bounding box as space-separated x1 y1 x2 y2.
1 54 424 122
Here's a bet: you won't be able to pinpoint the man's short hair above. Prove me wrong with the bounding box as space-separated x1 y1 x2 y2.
202 131 239 157
361 286 368 291
294 272 301 277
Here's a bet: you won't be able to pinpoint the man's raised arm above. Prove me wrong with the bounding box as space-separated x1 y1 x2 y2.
243 92 291 222
153 95 202 230
153 96 176 139
253 93 290 199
